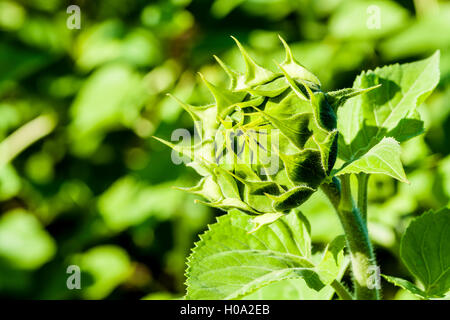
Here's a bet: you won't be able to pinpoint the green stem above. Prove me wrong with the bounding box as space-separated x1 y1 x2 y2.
357 173 369 223
321 176 380 300
331 280 353 300
0 114 57 167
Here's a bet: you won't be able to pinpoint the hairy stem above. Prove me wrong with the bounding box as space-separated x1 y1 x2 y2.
357 173 369 223
321 176 380 300
331 280 353 300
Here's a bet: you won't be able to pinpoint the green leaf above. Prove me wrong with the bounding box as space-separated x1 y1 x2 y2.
329 0 409 40
382 275 428 299
325 85 381 113
250 212 285 233
242 279 336 300
185 210 346 299
75 21 162 70
0 209 56 270
0 42 52 96
72 245 132 299
400 207 450 297
244 249 349 300
98 176 186 231
338 52 440 162
380 4 450 59
335 137 408 183
69 63 147 156
316 235 346 284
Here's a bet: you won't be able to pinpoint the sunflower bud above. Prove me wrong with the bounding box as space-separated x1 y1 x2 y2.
155 36 376 230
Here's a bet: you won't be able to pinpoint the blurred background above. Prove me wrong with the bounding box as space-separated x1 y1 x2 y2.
0 0 449 300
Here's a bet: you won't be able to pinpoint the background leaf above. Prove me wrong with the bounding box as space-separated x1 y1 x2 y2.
400 207 450 297
72 245 132 299
0 209 56 270
380 4 450 59
329 0 409 40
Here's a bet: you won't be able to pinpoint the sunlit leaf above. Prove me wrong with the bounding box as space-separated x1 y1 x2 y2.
335 137 408 183
0 210 56 270
338 51 440 164
186 210 346 299
382 275 427 299
73 245 132 299
400 208 450 297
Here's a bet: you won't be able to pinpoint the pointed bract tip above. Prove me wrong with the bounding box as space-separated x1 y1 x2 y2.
230 35 241 46
197 72 217 89
278 35 293 63
151 136 175 148
197 71 205 80
230 36 256 66
263 192 278 201
248 212 285 233
166 94 195 114
231 36 250 57
247 223 263 234
151 135 163 142
250 105 263 112
214 55 235 74
213 55 226 69
166 92 181 103
213 54 239 88
198 72 216 90
275 63 308 100
368 83 382 91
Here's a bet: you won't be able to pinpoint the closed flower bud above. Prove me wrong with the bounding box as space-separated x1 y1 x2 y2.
155 36 378 231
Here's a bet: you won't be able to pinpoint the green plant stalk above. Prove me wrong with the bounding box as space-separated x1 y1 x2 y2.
0 114 57 167
357 173 369 223
330 279 353 300
321 176 380 300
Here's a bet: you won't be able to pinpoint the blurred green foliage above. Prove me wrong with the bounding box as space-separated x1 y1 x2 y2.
0 0 448 299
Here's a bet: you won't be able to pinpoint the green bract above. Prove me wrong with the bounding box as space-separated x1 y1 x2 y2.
155 36 378 230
